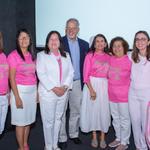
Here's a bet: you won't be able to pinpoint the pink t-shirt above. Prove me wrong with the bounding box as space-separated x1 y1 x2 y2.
108 55 131 103
7 50 37 85
83 52 110 83
52 52 62 83
0 52 9 94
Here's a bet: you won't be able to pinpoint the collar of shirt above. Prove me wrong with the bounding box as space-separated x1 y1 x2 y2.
67 36 78 43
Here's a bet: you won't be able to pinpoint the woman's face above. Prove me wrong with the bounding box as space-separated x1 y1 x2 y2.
135 33 149 54
18 32 30 50
48 33 60 51
112 41 125 58
94 36 107 52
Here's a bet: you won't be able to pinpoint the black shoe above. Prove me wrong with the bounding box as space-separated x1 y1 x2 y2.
58 142 67 149
70 137 82 144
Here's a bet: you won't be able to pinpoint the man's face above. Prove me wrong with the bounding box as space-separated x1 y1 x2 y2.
65 21 79 40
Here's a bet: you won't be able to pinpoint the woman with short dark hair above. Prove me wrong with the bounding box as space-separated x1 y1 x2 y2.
108 37 131 150
36 31 74 150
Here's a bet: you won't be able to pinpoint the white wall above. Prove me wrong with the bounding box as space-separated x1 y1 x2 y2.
35 0 150 48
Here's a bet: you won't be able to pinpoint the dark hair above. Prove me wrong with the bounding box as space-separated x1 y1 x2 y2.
44 31 66 57
132 31 150 63
89 34 109 54
16 28 36 61
109 36 129 55
0 32 3 53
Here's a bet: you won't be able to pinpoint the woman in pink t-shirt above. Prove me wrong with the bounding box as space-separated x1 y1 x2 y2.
80 34 110 149
7 29 37 150
0 32 9 135
108 37 131 150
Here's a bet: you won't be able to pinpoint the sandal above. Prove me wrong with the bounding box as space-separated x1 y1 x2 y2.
91 139 98 148
100 140 107 149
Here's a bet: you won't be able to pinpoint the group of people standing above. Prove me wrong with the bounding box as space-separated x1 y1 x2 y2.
0 18 150 150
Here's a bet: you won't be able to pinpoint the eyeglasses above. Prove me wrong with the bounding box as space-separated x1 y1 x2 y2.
135 38 148 42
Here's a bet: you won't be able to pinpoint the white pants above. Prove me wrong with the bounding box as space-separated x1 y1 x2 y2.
110 102 131 145
146 102 150 148
0 95 8 134
39 91 67 150
129 88 149 150
59 80 82 142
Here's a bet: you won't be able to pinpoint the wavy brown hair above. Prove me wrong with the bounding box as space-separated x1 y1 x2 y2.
132 31 150 63
0 32 4 53
109 36 129 55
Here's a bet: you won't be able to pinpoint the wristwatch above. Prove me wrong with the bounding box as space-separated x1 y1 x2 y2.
63 85 68 90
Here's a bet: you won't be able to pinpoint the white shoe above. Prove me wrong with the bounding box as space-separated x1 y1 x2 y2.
91 139 98 148
100 140 107 149
115 144 128 150
109 140 121 148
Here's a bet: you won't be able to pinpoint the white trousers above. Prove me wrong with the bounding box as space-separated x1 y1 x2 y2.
129 88 149 150
110 102 131 145
146 102 150 148
0 95 8 134
39 91 67 150
59 80 82 142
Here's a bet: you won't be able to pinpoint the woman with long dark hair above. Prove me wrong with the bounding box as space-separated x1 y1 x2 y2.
80 34 110 149
8 29 37 150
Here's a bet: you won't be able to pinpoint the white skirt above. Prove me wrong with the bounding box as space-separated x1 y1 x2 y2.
80 77 110 133
10 85 37 126
0 95 8 134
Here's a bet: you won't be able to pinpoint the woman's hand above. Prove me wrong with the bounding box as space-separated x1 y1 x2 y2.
90 89 96 100
52 87 66 97
15 96 23 109
86 82 97 101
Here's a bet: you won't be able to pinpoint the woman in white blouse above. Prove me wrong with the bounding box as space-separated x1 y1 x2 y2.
36 31 74 150
128 31 150 150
